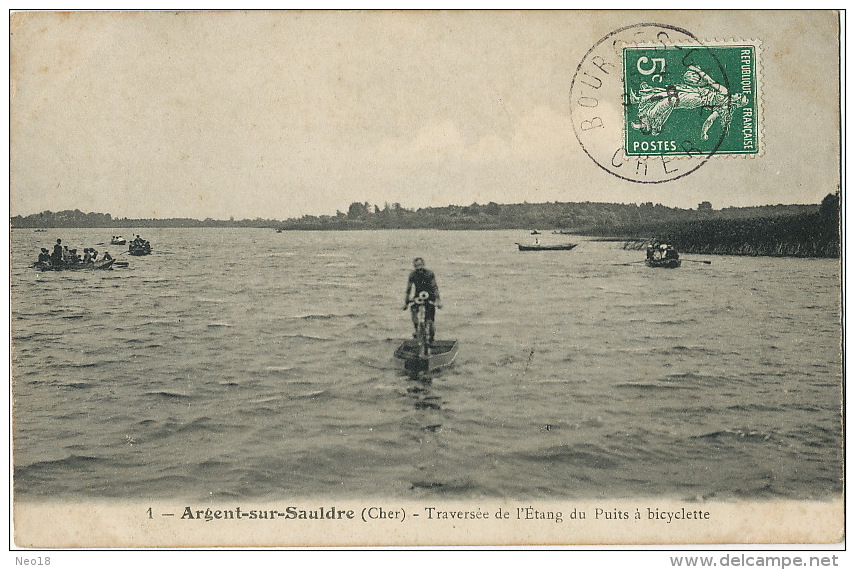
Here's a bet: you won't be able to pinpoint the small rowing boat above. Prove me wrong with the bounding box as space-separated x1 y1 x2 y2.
645 258 681 268
128 243 152 256
33 259 115 271
516 243 578 251
645 242 681 268
394 339 459 373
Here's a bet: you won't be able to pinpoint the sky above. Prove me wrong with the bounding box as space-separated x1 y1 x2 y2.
9 10 841 220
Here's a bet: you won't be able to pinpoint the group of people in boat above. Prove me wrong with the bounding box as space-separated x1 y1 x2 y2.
646 239 680 261
129 234 152 253
36 238 113 268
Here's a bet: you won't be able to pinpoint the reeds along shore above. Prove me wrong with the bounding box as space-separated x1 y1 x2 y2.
624 238 838 258
620 197 840 259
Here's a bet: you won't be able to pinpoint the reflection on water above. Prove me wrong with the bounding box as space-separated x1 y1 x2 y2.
407 381 443 411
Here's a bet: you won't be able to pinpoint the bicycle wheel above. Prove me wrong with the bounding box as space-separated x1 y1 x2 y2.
416 306 430 357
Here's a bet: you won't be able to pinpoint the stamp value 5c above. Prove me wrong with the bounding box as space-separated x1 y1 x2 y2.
570 24 761 183
623 43 759 157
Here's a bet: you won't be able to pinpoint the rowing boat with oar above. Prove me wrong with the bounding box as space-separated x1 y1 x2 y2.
32 259 116 271
645 258 682 268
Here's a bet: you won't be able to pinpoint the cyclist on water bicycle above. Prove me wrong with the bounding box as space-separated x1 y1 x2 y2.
403 257 442 346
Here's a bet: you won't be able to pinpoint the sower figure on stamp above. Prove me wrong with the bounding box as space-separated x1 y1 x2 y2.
403 257 442 344
630 64 749 139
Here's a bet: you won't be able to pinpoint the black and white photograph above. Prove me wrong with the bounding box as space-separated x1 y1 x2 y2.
8 10 844 552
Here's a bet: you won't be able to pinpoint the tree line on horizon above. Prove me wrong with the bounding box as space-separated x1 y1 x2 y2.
12 195 839 257
11 197 829 234
10 210 279 229
276 200 822 231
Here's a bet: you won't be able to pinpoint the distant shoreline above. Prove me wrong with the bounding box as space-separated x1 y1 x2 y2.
10 199 826 230
12 195 840 259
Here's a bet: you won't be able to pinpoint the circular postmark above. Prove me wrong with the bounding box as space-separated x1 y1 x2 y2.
569 23 733 183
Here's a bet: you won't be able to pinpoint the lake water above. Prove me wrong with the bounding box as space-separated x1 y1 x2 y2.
10 228 843 502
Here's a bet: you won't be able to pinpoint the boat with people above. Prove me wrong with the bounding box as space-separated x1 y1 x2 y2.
128 243 151 256
394 339 459 373
128 235 152 256
398 259 457 373
645 258 682 268
516 243 578 251
33 258 115 271
645 241 681 268
110 236 127 245
33 241 116 271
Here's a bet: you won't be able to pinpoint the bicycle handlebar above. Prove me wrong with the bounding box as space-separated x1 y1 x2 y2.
403 299 440 310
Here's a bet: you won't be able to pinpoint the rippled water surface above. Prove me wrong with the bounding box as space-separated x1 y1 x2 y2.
11 228 843 502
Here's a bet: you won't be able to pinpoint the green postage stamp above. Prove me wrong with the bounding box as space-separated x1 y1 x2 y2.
623 43 759 157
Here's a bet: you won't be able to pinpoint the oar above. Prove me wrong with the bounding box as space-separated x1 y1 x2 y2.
682 259 712 264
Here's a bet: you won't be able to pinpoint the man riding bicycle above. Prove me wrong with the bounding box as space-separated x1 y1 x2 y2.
403 257 442 344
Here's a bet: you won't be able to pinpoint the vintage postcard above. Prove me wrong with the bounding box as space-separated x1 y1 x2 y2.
8 10 843 551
